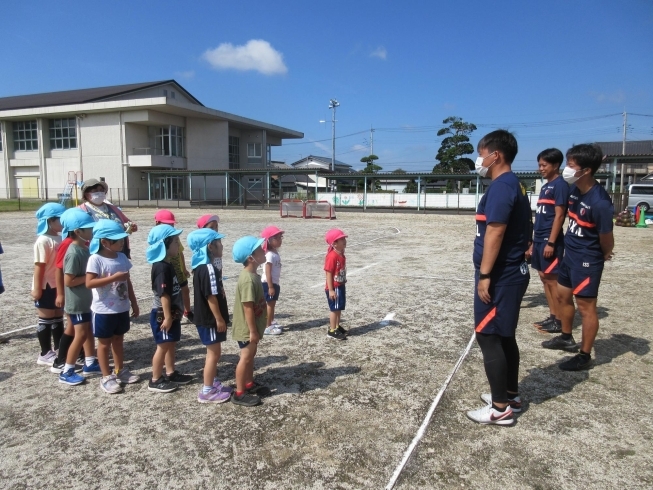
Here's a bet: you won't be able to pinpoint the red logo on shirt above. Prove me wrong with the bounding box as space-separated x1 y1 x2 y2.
580 208 586 216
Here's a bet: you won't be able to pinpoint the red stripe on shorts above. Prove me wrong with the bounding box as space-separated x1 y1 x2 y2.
573 277 590 295
475 307 497 333
544 258 558 274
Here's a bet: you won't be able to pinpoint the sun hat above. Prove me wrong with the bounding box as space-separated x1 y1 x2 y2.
260 225 284 252
196 214 220 229
325 228 347 247
232 236 265 265
187 228 226 270
35 203 66 236
81 178 108 194
146 224 183 263
89 219 130 254
60 208 95 237
154 209 176 225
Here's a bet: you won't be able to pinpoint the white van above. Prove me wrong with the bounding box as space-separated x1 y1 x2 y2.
628 184 653 212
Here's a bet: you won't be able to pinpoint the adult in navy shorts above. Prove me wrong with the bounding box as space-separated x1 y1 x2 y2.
542 144 614 371
527 148 569 333
467 130 531 426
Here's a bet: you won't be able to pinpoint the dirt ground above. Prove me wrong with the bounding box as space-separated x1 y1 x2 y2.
0 208 651 489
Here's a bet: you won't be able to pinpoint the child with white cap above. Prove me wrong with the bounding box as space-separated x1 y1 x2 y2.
197 214 230 326
32 203 66 366
86 220 140 394
188 228 233 403
260 226 284 335
324 228 348 341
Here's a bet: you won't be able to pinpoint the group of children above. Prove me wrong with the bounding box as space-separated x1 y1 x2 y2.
30 203 349 406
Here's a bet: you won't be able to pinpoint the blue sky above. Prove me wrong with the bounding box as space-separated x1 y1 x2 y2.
3 0 653 171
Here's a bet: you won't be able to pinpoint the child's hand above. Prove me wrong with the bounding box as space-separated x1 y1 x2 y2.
268 285 276 297
216 317 227 333
249 331 260 344
131 304 140 318
55 294 65 308
111 271 129 282
31 289 42 301
329 289 336 300
161 317 173 332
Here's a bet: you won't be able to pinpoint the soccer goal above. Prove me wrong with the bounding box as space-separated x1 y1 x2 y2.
304 200 336 219
280 199 305 218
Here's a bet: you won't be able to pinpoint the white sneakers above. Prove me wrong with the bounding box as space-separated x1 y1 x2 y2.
466 403 514 426
264 321 283 336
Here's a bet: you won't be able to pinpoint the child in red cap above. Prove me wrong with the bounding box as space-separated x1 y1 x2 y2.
324 228 348 340
154 210 193 322
260 226 284 335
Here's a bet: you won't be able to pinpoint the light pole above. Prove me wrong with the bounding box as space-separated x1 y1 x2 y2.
329 98 339 192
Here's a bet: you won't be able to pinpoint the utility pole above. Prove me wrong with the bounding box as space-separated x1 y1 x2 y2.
329 99 339 192
370 125 375 155
620 111 627 192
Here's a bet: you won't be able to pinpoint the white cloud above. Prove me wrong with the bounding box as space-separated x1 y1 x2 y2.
202 39 287 75
351 144 368 152
590 90 625 104
175 70 195 79
313 141 330 153
370 46 387 60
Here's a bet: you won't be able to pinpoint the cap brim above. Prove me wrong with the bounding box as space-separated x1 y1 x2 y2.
105 232 129 240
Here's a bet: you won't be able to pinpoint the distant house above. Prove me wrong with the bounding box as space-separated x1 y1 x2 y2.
280 155 356 193
597 140 653 186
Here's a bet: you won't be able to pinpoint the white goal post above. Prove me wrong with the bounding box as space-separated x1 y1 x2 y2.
280 199 305 218
304 200 336 220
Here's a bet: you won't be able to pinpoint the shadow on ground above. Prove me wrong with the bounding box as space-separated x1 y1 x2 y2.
348 320 400 337
258 361 361 395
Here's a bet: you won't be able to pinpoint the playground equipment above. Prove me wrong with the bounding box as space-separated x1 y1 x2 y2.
59 171 83 206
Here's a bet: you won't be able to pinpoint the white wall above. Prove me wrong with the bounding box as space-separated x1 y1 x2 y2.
186 118 228 171
79 112 123 190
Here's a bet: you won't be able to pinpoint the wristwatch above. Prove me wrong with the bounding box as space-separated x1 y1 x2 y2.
547 241 555 247
479 272 491 280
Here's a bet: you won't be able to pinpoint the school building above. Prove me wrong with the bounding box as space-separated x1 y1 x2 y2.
0 80 303 200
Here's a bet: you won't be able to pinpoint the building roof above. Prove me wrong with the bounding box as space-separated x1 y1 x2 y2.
0 80 203 111
597 140 653 157
290 155 353 169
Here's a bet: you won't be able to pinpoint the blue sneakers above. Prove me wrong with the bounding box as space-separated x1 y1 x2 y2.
59 368 85 386
82 360 102 375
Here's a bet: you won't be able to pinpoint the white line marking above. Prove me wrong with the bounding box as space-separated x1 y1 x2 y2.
394 274 475 283
310 263 379 288
385 331 476 490
379 312 396 326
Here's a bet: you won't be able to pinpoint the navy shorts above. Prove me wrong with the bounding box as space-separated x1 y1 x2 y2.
263 283 280 302
531 241 564 274
92 311 131 338
237 341 250 349
149 309 182 344
326 285 346 311
34 285 57 309
557 261 603 298
196 325 226 345
474 278 529 336
69 312 92 326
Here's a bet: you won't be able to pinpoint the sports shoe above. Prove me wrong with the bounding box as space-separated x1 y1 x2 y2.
184 310 194 323
480 393 522 413
51 360 83 374
264 325 283 336
542 335 579 352
59 368 85 386
116 367 140 384
197 386 231 403
327 329 347 341
82 359 102 376
559 353 592 371
231 392 261 407
466 404 514 425
167 370 193 385
148 377 177 393
534 316 554 328
246 381 271 397
100 375 123 394
336 325 348 336
539 320 562 334
213 379 234 394
37 350 57 366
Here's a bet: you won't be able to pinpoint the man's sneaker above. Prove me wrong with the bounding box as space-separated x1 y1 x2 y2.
246 381 271 397
559 353 592 371
59 368 85 386
534 316 554 328
542 335 579 352
76 353 85 364
336 325 348 336
148 377 177 393
264 325 283 336
116 368 140 384
232 392 261 407
100 375 123 394
50 359 65 374
82 360 102 376
327 329 347 341
184 310 194 323
539 320 562 334
466 404 514 425
213 379 234 394
167 370 193 385
480 393 522 413
37 350 57 366
198 387 231 403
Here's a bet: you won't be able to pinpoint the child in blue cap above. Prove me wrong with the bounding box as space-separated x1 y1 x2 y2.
86 220 140 394
32 202 66 367
53 209 97 385
188 229 233 403
231 236 270 407
146 224 193 393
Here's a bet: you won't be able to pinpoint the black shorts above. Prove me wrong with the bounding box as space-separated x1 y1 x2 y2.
557 261 604 298
34 284 57 310
474 279 529 336
531 241 564 274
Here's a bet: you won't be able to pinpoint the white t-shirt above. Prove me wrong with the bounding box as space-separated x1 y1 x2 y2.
86 253 132 314
261 250 282 284
33 234 62 289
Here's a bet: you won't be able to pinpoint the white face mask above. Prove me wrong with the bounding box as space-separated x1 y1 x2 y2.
88 192 106 205
475 152 497 177
562 167 582 184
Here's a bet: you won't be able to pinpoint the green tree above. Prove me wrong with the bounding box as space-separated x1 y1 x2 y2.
404 179 418 193
359 154 382 191
433 116 477 174
392 168 407 174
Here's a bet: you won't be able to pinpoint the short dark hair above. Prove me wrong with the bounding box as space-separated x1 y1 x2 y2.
164 236 176 250
477 130 518 164
537 148 563 168
566 144 603 175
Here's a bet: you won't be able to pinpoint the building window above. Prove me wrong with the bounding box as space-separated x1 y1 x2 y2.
13 120 38 151
229 136 240 169
247 142 262 158
49 118 77 150
248 178 262 189
156 125 184 157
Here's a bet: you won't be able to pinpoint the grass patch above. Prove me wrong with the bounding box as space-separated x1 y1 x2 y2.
0 199 73 212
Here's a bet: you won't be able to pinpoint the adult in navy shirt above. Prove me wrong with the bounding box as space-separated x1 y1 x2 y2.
467 130 531 427
542 144 614 371
528 148 569 333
